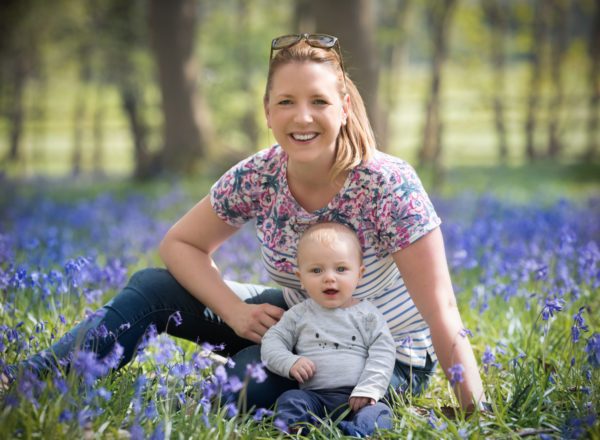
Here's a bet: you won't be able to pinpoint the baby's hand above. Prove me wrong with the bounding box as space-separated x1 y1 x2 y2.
289 357 315 384
349 396 375 413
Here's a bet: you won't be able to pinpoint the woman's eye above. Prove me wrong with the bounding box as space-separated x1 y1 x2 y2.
313 99 328 105
278 99 292 105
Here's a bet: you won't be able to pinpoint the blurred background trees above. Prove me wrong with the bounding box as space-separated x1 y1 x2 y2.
0 0 598 179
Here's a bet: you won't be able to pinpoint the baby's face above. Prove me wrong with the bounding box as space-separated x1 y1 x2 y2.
295 236 365 309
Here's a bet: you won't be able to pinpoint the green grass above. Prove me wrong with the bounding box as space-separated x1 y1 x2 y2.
1 167 598 439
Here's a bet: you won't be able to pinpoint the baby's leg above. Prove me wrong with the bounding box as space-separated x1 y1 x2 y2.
274 389 325 433
338 402 393 437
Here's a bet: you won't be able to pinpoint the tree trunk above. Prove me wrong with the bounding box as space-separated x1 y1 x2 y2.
419 0 457 168
585 0 600 161
120 85 154 180
148 0 213 174
547 0 569 159
92 83 105 176
302 0 384 148
378 0 412 153
482 0 508 162
236 0 259 149
525 0 546 162
7 54 26 162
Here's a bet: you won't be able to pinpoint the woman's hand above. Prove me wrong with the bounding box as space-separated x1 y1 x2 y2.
289 357 315 383
349 396 375 412
228 301 285 344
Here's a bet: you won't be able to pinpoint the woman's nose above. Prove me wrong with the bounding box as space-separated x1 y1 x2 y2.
293 103 313 124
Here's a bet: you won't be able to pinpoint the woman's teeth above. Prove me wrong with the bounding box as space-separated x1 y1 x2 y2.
292 133 317 141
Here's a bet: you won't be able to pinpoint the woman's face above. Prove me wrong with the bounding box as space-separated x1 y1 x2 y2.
264 61 349 168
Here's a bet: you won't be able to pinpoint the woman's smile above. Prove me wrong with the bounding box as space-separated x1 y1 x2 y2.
264 62 348 168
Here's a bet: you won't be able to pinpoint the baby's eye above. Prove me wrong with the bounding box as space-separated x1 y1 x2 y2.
310 268 322 274
336 266 347 272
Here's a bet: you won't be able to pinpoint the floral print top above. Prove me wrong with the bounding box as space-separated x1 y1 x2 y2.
210 144 441 366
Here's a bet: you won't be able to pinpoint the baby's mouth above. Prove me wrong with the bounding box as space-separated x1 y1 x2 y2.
323 289 338 296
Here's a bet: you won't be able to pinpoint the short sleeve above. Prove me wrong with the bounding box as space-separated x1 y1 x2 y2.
375 160 441 253
209 156 260 227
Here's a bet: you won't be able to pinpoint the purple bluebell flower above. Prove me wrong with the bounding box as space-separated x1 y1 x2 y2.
541 298 565 321
192 352 212 370
201 378 219 399
149 423 165 440
201 341 225 352
170 311 183 327
53 377 69 394
571 307 589 343
145 401 158 419
428 410 447 431
584 333 600 368
274 418 289 433
245 362 268 384
496 341 508 355
512 352 526 368
253 408 273 421
96 387 112 402
225 402 239 418
18 370 46 408
400 336 412 347
72 350 109 386
459 328 473 338
224 375 243 394
103 342 124 370
448 363 465 387
58 408 74 423
77 409 94 427
129 423 145 440
214 365 228 383
482 346 495 372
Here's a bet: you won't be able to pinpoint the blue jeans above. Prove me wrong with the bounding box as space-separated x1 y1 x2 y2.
16 268 436 409
274 387 393 437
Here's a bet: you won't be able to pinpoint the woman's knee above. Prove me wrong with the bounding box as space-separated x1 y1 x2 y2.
127 268 174 292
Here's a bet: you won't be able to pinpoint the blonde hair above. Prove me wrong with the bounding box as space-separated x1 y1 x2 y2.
296 222 363 266
265 41 376 182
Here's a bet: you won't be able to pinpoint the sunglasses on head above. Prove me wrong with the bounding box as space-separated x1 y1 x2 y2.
270 33 346 87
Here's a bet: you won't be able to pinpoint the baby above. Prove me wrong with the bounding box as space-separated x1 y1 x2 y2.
261 222 396 437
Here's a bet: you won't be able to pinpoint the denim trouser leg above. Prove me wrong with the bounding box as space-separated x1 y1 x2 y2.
275 387 393 436
21 268 287 379
275 388 352 429
338 402 393 437
388 353 437 398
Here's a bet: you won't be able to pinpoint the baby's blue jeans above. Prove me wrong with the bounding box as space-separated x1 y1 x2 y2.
274 386 393 437
11 268 436 409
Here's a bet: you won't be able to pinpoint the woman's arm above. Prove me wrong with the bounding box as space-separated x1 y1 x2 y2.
158 195 285 344
392 227 486 409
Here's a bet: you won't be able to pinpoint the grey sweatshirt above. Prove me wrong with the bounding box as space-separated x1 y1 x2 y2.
261 299 395 401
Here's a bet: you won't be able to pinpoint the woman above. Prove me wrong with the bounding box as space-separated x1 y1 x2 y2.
4 34 486 413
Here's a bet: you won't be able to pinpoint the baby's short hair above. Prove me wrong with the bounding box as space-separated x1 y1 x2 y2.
296 222 363 265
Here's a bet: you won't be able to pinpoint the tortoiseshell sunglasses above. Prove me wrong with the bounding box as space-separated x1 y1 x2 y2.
269 33 346 87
